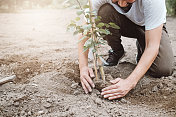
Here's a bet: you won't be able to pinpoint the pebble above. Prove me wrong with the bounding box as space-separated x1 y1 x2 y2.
43 102 52 108
38 110 44 115
14 102 20 107
157 83 164 89
152 86 158 92
95 98 102 105
47 98 52 103
120 98 128 104
71 83 79 89
168 76 173 80
73 90 80 95
28 111 32 116
172 72 176 78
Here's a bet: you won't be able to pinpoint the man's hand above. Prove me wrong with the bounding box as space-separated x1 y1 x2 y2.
101 78 137 100
80 66 95 94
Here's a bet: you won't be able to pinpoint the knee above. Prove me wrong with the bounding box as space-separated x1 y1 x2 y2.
98 3 115 18
149 65 173 77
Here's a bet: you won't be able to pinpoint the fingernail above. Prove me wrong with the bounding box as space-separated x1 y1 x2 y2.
101 92 104 95
93 84 95 88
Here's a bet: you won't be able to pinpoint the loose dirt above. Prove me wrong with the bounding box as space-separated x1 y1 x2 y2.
0 9 175 117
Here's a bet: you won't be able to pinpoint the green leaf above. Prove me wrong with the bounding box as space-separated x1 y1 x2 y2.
83 5 89 9
82 38 94 53
73 30 79 35
97 23 105 28
82 46 89 53
104 23 110 28
99 56 109 65
85 14 90 18
82 24 92 30
77 36 87 43
98 29 110 35
92 49 96 53
71 20 75 24
84 38 93 48
109 22 120 29
75 17 80 21
67 23 76 31
76 10 83 16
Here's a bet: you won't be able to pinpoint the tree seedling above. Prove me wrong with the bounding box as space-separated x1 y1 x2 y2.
67 0 120 82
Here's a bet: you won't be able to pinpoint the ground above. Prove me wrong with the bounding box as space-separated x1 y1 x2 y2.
0 9 176 117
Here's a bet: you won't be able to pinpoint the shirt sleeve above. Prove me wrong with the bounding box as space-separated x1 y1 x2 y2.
143 0 166 30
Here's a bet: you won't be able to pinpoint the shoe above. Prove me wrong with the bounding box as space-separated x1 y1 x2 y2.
136 41 142 63
104 49 125 66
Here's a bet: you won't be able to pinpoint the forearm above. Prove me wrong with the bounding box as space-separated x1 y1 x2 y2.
127 46 159 85
78 35 89 69
127 24 162 86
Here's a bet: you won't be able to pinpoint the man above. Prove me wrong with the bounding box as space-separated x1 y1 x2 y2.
78 0 174 100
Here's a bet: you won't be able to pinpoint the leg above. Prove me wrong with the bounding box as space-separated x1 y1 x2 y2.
149 27 174 77
98 3 139 66
136 25 174 77
98 3 138 53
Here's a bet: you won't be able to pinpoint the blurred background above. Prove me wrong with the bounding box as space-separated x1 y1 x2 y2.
0 0 175 16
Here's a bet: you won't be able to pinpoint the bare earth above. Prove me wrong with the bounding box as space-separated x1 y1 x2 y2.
0 9 176 117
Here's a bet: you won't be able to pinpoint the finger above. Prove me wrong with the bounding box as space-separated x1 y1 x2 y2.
108 95 124 100
84 75 95 88
88 68 95 78
82 78 92 92
102 84 117 91
110 78 121 84
103 93 120 98
81 81 88 94
101 88 122 95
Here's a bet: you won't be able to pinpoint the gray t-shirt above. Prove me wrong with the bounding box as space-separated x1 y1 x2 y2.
91 0 166 30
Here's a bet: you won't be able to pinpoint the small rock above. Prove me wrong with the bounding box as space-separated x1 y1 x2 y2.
14 102 20 107
43 102 52 108
21 110 25 115
152 86 158 92
93 89 101 95
168 76 173 80
120 98 128 104
86 105 91 109
172 72 176 78
73 90 80 95
47 98 52 103
163 96 167 99
94 98 102 105
71 83 79 89
37 110 44 115
28 111 32 116
57 98 64 102
157 83 164 89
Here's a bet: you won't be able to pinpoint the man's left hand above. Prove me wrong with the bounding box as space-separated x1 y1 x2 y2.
101 78 136 100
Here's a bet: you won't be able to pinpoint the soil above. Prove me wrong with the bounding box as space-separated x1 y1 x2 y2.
0 9 176 117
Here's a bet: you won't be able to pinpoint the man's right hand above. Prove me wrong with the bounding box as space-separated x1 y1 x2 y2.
80 66 95 94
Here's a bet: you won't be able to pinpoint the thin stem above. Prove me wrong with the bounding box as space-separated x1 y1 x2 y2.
75 0 87 21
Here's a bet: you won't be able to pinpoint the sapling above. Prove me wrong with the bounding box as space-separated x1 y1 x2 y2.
67 0 120 82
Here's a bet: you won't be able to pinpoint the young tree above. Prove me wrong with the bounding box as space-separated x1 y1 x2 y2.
67 0 119 82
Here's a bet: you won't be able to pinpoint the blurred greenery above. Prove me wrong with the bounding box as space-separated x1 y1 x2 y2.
166 0 176 16
0 0 176 16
